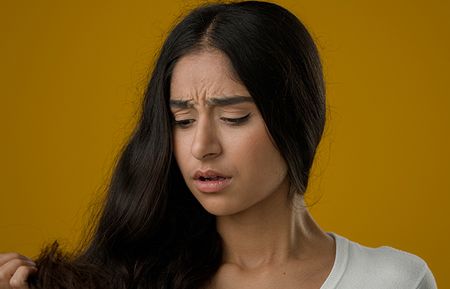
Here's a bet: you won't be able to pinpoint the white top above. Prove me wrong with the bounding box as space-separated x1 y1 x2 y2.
321 232 438 289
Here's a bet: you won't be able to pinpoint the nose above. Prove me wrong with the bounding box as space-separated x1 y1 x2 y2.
191 116 222 160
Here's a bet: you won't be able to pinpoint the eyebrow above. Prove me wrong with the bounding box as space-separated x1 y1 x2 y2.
169 95 254 109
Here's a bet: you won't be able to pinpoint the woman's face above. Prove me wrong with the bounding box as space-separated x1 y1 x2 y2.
170 49 289 216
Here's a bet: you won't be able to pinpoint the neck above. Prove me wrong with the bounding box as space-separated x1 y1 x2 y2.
216 186 330 270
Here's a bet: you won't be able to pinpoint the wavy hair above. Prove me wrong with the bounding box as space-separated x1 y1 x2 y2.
29 1 325 289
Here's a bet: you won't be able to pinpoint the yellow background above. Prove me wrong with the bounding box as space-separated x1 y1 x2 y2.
1 0 449 287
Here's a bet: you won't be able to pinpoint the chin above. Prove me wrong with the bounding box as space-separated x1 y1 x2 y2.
197 198 246 217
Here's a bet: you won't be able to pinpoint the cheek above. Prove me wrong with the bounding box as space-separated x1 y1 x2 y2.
231 126 288 184
173 132 191 175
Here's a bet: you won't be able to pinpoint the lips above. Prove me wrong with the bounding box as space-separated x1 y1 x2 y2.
192 169 232 193
193 169 230 180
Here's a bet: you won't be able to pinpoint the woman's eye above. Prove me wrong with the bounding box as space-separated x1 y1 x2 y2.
173 113 251 128
221 113 251 126
173 119 195 128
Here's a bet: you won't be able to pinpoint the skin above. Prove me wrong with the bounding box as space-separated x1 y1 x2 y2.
0 253 36 289
170 48 289 218
170 48 335 289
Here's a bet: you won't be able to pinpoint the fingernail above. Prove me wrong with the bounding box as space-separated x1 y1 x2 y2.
26 260 36 266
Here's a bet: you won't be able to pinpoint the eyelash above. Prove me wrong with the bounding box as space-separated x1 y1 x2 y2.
173 113 251 128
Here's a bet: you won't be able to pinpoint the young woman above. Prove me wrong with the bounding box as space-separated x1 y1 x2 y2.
0 1 437 289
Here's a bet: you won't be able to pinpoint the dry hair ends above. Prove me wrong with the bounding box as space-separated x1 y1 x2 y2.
29 2 325 289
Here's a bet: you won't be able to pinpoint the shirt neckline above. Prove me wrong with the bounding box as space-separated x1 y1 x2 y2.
319 232 349 289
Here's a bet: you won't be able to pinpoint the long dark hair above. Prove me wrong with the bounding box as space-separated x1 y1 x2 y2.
29 1 325 289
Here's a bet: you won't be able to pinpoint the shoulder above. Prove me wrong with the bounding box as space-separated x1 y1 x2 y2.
329 233 437 289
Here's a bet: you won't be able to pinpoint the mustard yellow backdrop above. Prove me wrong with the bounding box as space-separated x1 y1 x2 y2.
1 0 448 287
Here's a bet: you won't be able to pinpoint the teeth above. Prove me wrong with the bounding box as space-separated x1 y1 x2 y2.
200 176 225 181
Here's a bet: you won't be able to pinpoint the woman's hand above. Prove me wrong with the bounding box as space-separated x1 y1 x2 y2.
0 253 37 289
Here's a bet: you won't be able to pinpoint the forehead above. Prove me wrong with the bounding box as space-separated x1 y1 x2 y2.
169 49 250 102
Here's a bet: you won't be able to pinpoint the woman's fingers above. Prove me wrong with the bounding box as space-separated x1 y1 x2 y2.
0 254 37 289
9 265 37 289
0 253 32 267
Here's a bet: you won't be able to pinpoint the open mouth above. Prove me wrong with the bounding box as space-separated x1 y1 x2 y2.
192 170 232 192
193 175 232 193
198 176 228 181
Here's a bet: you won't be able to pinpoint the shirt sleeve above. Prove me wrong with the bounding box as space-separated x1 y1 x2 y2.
415 264 438 289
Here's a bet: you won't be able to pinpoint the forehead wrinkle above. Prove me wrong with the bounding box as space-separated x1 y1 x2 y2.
170 51 249 110
181 76 225 104
170 95 254 110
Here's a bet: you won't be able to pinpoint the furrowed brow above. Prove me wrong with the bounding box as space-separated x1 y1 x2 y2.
169 95 253 109
207 96 254 106
169 99 193 109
